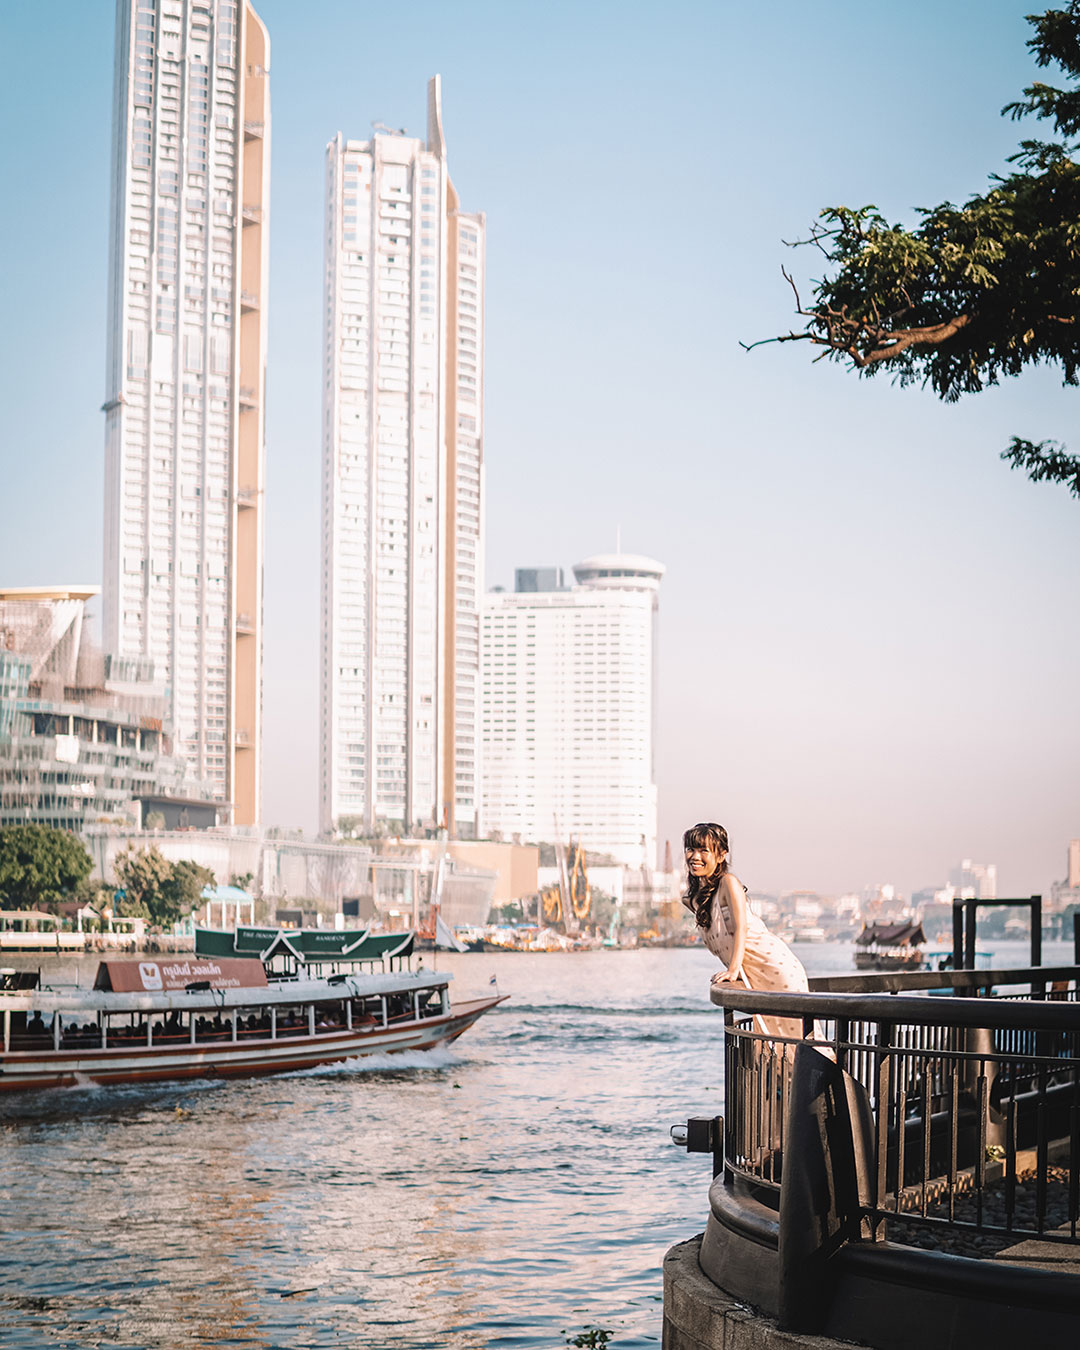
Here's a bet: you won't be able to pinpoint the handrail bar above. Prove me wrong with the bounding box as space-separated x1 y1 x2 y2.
714 986 1080 1031
809 963 1080 995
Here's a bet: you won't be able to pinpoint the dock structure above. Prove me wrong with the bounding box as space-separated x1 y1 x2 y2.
665 963 1080 1350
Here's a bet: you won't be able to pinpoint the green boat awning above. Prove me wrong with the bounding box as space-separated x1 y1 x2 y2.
195 925 414 965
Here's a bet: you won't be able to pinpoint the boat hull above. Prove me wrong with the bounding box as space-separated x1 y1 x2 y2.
0 996 503 1094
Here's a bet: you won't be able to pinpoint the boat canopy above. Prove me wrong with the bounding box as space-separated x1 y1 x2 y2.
195 925 415 967
855 921 927 948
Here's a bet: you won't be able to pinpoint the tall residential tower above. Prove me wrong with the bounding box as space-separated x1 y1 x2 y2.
320 78 485 837
103 0 269 824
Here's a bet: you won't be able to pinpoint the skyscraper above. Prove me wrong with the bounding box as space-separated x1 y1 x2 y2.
320 78 485 838
102 0 269 824
480 554 665 868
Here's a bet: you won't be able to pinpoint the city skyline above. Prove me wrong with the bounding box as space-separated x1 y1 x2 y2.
2 1 1078 897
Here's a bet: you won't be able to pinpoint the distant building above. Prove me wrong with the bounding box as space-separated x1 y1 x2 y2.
320 78 485 839
480 553 664 868
0 587 219 833
515 567 565 594
1050 838 1080 914
102 1 270 823
948 859 998 900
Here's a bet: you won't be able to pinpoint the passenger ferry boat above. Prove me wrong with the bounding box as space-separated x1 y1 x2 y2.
0 925 504 1094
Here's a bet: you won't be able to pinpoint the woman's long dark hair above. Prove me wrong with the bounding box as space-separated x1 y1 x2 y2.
684 822 730 930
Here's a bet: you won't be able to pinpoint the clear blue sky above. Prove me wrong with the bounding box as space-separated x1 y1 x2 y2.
1 1 1077 898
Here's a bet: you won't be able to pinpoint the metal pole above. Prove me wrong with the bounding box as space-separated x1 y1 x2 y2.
952 900 964 972
965 898 977 972
1031 895 1042 967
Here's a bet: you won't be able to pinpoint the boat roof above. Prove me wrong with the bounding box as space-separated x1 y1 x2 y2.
195 925 415 964
855 921 927 947
0 966 448 1016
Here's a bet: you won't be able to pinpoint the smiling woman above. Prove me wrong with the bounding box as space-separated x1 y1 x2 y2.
682 822 811 1041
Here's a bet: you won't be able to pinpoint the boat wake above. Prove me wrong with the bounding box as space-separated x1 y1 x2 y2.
282 1046 463 1078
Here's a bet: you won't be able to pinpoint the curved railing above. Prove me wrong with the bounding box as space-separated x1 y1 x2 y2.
687 966 1080 1343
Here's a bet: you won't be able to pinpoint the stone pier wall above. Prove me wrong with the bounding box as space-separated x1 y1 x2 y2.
663 1238 864 1350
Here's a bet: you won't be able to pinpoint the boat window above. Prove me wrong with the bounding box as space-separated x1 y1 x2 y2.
314 1002 345 1031
61 1019 104 1046
193 1014 231 1041
149 1011 187 1040
277 1007 308 1035
385 993 413 1022
9 1010 53 1050
351 996 381 1025
107 1015 149 1048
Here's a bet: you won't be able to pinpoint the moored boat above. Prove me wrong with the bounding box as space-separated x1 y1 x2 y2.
0 927 504 1094
853 919 927 971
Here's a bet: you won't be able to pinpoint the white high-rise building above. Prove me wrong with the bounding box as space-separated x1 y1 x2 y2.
103 0 269 824
320 78 485 838
480 555 664 868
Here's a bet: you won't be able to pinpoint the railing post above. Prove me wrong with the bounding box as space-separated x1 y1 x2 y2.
965 899 978 973
952 900 964 972
874 1019 894 1239
723 1006 735 1185
1031 895 1042 968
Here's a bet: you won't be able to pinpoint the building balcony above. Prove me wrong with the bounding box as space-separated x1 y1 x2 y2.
234 727 251 747
236 486 258 509
240 290 259 312
243 121 265 140
235 613 255 635
241 205 262 226
238 386 258 410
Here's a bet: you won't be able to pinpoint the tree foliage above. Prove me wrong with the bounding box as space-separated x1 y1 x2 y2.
752 4 1080 497
0 824 94 910
113 846 214 928
160 859 215 925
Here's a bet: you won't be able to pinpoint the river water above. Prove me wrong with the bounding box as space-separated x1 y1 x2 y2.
0 939 1071 1349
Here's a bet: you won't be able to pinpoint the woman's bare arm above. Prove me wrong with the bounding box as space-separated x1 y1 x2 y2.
712 874 747 984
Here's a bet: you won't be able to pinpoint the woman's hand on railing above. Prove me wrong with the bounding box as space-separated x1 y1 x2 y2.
712 966 744 986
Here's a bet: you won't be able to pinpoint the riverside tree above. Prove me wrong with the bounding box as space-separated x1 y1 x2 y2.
0 824 94 910
750 3 1080 498
113 846 213 927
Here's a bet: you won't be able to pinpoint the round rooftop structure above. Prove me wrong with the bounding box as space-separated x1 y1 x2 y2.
572 553 665 592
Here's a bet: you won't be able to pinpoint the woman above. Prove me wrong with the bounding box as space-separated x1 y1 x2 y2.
683 822 810 1043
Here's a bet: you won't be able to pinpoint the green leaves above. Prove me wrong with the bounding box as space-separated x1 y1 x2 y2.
755 5 1080 495
0 825 93 910
114 846 213 928
1002 437 1080 497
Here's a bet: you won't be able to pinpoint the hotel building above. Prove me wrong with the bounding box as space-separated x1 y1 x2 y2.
102 0 269 824
480 555 664 868
320 78 485 838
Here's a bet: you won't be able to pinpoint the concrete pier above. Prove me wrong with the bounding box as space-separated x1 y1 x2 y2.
663 1238 865 1350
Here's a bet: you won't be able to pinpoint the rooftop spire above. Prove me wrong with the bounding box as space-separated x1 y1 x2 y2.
426 74 445 158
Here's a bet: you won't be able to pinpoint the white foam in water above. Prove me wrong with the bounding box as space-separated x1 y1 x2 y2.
283 1045 462 1077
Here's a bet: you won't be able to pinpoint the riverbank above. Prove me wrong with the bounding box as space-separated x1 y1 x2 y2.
0 933 195 955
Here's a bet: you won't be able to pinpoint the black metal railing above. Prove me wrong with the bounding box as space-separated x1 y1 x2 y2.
717 967 1080 1249
951 896 1042 972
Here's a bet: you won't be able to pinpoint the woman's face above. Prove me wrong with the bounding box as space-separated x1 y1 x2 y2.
686 842 725 879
